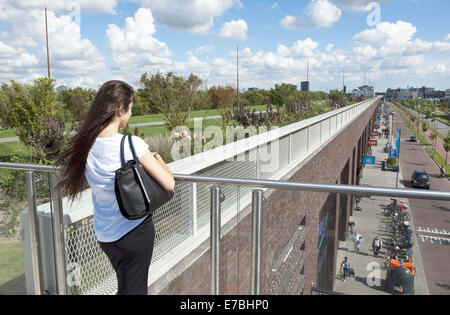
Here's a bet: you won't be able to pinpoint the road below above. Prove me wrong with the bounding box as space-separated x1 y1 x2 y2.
392 113 450 295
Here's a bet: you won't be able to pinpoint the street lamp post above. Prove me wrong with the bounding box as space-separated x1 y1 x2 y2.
434 112 438 158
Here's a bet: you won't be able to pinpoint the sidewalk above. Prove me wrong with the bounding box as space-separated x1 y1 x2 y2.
333 123 429 295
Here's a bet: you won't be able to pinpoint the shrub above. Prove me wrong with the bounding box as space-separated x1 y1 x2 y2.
144 134 176 163
27 115 81 165
387 157 398 169
140 72 202 130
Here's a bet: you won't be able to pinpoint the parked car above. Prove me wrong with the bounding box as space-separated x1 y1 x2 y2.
411 170 430 189
410 136 418 142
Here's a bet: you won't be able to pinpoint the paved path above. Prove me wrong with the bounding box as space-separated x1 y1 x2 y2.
333 111 429 295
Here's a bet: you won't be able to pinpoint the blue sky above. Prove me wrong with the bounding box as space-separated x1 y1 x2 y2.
0 0 449 92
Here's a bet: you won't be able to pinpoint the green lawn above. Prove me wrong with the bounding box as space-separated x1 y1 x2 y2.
436 113 450 127
0 140 29 162
0 241 24 287
0 128 18 139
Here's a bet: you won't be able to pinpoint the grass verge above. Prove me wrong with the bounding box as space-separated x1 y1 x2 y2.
0 241 24 287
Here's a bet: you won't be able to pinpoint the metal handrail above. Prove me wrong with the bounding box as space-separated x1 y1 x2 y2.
0 162 61 172
2 162 449 200
174 174 450 201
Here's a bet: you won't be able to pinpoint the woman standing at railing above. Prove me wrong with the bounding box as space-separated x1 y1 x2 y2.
55 80 175 295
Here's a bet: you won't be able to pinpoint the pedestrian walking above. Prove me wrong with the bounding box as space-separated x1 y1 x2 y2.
341 257 351 281
372 236 383 258
355 196 361 211
353 232 365 253
56 80 175 295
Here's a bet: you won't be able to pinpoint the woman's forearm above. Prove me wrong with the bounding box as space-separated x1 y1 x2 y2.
155 154 172 175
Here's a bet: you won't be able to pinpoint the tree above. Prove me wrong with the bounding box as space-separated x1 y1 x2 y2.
209 85 236 126
140 72 202 130
5 78 56 145
269 83 297 107
329 89 346 108
444 134 450 167
0 83 14 129
57 87 96 121
1 78 77 164
422 122 428 133
132 91 150 116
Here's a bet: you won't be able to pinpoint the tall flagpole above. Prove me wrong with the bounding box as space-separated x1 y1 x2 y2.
45 7 51 79
237 45 240 113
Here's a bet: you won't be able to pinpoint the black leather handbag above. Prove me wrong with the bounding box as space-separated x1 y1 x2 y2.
115 134 174 220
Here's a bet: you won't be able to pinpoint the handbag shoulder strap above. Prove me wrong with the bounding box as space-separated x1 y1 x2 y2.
120 135 127 168
127 134 139 161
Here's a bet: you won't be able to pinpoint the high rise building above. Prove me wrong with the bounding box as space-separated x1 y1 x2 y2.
301 81 310 92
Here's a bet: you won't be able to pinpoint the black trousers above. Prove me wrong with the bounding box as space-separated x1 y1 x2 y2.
99 215 155 295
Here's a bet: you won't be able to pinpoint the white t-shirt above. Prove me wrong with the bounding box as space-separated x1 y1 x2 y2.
85 134 149 243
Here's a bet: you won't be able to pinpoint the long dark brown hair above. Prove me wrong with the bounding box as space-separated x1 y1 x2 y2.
56 80 135 202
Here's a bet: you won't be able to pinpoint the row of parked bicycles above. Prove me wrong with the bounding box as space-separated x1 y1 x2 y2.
383 197 415 273
381 197 417 294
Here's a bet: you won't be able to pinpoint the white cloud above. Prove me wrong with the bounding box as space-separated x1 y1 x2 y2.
138 0 238 34
0 40 38 80
106 8 172 77
1 0 117 14
280 0 342 29
218 19 248 41
292 38 319 57
325 43 334 52
269 2 278 10
352 21 450 58
332 0 391 12
194 45 215 55
0 5 105 86
353 21 417 50
174 54 210 78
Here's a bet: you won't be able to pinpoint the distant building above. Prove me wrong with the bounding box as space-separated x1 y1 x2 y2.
445 89 450 100
419 86 434 98
351 85 374 98
248 87 259 91
57 85 68 93
418 86 445 100
301 81 310 92
385 87 425 101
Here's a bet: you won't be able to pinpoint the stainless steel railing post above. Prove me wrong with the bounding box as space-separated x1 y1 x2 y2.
251 189 265 295
25 171 43 295
210 186 225 295
50 174 68 295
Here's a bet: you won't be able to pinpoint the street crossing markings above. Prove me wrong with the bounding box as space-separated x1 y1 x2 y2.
417 227 450 237
418 235 450 245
